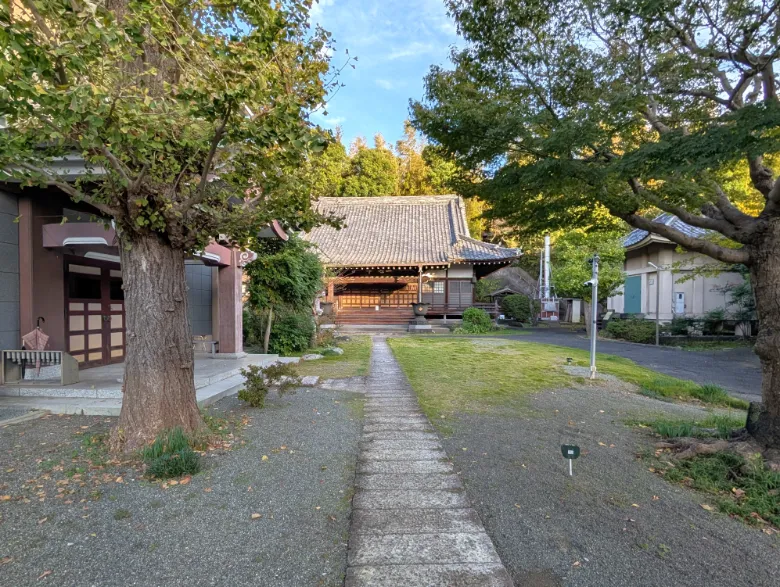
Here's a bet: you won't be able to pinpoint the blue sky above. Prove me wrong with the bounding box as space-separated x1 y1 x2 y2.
308 0 460 149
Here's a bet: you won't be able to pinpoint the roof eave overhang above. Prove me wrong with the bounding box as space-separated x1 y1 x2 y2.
624 234 672 252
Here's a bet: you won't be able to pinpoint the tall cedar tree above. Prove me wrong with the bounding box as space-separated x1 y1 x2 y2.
0 0 341 450
412 0 780 447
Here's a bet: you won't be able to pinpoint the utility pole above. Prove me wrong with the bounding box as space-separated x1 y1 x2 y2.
589 254 599 380
648 262 661 346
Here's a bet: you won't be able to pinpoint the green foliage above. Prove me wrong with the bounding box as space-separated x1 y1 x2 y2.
639 413 746 440
659 452 780 528
455 307 496 334
268 312 315 355
474 278 501 302
702 308 726 335
142 428 200 480
245 236 323 313
308 136 349 198
605 318 656 344
551 231 625 302
238 365 269 408
239 362 301 408
0 0 339 252
668 317 692 336
341 143 399 196
501 294 534 322
410 1 778 263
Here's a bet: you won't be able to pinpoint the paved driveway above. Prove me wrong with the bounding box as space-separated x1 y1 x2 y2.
502 328 762 401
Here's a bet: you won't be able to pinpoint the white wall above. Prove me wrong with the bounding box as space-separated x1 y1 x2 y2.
429 264 474 279
607 242 745 319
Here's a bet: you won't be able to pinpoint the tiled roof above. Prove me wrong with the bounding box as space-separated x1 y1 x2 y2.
623 213 707 248
304 195 520 266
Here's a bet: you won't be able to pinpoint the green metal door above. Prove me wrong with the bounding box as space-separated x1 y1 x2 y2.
624 276 641 314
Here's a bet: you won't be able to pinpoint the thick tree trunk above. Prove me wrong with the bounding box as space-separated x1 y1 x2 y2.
263 306 274 354
748 221 780 449
583 301 592 337
111 232 202 452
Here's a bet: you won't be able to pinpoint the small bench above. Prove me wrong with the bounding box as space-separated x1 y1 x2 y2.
1 350 79 385
193 339 219 356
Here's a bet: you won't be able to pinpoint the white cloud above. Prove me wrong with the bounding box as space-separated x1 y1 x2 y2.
311 110 346 127
310 0 335 21
387 41 437 60
375 79 396 90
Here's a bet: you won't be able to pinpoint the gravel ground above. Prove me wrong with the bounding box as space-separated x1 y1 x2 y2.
0 388 363 587
439 383 779 587
0 407 33 424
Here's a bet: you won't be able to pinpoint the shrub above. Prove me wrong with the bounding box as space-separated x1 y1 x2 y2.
692 383 730 405
702 308 726 335
604 318 656 344
269 311 315 355
456 307 495 334
667 316 692 336
238 362 301 408
142 427 201 479
500 294 534 322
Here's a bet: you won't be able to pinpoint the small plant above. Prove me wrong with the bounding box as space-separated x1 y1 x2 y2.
667 316 692 336
142 427 200 480
238 362 301 408
651 419 694 438
702 308 726 335
693 383 730 404
114 509 132 520
455 307 496 334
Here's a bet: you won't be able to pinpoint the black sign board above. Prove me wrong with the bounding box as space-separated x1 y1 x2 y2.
561 444 580 460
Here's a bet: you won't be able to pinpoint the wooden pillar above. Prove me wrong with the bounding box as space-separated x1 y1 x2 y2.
417 266 423 303
18 197 34 336
217 250 244 356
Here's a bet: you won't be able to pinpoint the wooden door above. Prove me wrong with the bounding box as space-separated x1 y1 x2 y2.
65 262 126 367
624 276 641 314
449 280 474 309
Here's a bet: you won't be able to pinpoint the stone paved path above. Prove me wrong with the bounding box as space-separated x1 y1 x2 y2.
345 337 512 587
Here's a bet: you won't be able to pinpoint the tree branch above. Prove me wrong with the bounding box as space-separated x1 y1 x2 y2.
617 210 751 265
97 146 131 186
17 162 121 218
177 104 233 213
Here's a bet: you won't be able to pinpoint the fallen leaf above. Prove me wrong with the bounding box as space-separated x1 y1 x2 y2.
731 487 745 498
631 504 640 508
261 455 269 461
1 556 13 565
572 561 581 567
168 480 178 486
598 442 607 447
315 506 321 510
652 495 660 501
37 570 52 580
599 410 605 413
701 504 715 511
0 495 11 501
514 504 521 508
179 476 191 485
204 487 212 493
251 513 262 520
38 517 48 525
115 477 123 484
5 468 14 473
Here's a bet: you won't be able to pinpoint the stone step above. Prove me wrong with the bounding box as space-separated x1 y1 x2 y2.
348 532 502 566
351 507 483 535
356 473 462 491
345 563 513 587
357 459 454 475
353 489 468 510
359 448 447 462
359 439 442 451
362 430 440 441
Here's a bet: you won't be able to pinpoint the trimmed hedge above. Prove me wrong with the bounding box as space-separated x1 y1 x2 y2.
604 318 656 344
500 294 538 322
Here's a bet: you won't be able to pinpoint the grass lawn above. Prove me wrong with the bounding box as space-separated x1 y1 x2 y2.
672 340 754 352
294 336 371 379
387 337 747 420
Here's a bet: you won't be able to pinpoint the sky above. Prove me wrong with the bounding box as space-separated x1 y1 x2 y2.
308 0 461 149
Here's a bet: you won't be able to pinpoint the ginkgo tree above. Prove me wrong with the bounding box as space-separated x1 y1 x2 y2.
0 0 341 450
413 0 780 447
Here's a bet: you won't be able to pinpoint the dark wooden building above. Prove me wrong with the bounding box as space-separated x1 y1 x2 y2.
304 196 520 325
